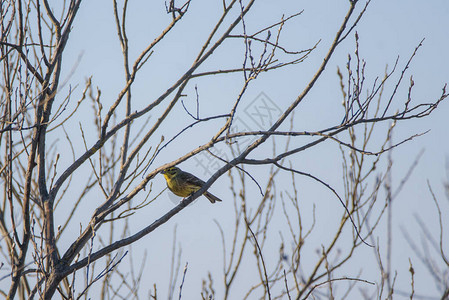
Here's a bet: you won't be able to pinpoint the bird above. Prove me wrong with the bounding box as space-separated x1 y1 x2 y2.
161 166 222 203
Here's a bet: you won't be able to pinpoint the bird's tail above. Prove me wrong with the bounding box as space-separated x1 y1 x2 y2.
204 191 222 203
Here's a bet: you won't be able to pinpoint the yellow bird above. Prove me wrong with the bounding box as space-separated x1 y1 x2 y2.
161 166 222 203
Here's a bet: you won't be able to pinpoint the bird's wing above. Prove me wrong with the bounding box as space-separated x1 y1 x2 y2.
179 171 205 187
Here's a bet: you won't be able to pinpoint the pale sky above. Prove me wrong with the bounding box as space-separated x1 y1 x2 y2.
5 0 448 298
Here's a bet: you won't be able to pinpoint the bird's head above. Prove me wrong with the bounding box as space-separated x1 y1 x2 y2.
161 166 180 179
